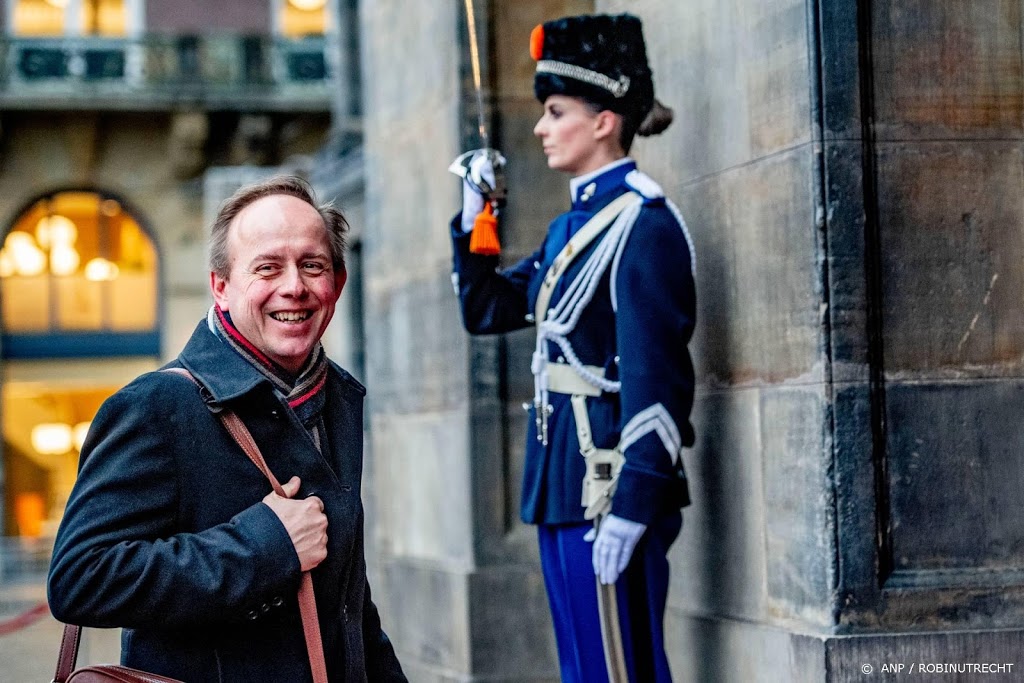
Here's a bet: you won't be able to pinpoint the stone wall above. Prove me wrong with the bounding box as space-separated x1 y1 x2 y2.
359 0 1024 679
146 0 271 34
357 1 592 680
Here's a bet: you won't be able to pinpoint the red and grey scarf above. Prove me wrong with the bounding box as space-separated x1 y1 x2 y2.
211 305 329 448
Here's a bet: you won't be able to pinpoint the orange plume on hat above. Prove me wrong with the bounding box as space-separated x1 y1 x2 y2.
530 24 544 61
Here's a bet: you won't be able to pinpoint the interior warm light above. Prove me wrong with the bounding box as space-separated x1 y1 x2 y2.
288 0 327 10
0 249 14 278
50 245 81 276
5 232 47 276
31 423 73 455
5 231 35 251
45 0 70 7
85 257 119 281
36 214 78 248
73 422 91 452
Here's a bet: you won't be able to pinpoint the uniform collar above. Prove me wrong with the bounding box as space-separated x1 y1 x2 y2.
569 158 636 209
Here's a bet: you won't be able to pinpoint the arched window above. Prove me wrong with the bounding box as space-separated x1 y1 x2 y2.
0 189 160 358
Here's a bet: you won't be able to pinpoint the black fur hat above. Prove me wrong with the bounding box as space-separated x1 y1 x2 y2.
531 13 654 120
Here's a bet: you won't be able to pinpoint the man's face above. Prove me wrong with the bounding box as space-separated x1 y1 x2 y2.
211 194 346 374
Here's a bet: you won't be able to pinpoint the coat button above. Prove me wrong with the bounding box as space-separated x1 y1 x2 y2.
246 609 259 620
270 409 280 419
260 603 271 613
271 596 284 608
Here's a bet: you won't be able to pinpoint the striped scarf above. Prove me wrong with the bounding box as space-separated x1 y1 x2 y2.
211 305 329 447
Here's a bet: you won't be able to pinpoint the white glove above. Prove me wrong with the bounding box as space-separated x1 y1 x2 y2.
461 178 486 233
590 514 647 585
458 150 503 233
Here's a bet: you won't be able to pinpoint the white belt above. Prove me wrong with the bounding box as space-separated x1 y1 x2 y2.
546 363 604 397
570 394 624 520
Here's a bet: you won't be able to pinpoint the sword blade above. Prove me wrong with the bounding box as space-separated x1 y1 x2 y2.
462 0 490 149
594 517 630 683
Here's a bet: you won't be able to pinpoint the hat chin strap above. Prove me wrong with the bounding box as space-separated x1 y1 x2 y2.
536 59 631 98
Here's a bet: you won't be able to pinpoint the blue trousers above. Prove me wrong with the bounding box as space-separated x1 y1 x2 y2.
537 513 681 683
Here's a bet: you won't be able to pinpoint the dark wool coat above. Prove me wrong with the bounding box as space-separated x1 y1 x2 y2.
48 322 406 683
450 160 695 526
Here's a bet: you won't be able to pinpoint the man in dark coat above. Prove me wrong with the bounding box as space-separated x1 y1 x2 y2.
48 176 406 682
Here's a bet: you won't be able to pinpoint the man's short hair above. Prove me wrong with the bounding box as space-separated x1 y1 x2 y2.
209 175 348 279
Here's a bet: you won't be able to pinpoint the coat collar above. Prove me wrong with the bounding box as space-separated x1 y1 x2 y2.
177 320 277 403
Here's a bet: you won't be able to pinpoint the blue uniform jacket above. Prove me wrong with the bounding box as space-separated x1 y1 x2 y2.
451 161 696 525
48 322 406 683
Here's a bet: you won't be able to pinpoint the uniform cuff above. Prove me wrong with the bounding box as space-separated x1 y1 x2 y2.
612 466 678 525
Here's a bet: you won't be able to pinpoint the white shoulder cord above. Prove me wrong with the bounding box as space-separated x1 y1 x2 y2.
609 176 696 312
531 202 643 439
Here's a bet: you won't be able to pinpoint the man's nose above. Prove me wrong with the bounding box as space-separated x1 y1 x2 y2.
280 266 309 296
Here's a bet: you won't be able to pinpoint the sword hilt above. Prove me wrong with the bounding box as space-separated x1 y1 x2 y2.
448 148 508 208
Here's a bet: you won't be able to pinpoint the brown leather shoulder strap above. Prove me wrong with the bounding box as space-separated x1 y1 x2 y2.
53 368 328 683
54 622 82 682
162 367 327 683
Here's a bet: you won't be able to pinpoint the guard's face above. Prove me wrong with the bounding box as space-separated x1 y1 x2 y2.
534 95 604 175
211 194 345 374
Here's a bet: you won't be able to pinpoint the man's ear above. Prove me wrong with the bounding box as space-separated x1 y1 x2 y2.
333 267 347 302
210 271 229 310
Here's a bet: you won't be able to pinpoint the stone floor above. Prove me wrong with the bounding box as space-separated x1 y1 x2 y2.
0 543 120 681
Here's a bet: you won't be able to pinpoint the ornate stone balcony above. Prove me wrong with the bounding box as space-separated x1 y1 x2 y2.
0 34 331 111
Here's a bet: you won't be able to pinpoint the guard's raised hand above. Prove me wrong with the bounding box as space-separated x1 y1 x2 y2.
451 148 507 233
467 149 504 195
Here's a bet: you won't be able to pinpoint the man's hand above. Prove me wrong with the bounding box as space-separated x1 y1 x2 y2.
263 476 328 572
590 514 647 585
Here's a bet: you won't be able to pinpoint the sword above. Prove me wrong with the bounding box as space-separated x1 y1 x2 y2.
449 0 506 206
463 0 488 151
594 513 630 683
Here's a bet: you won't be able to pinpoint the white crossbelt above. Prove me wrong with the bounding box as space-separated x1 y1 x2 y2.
545 363 604 397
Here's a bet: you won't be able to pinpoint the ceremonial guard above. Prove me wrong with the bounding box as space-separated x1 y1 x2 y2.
448 13 696 683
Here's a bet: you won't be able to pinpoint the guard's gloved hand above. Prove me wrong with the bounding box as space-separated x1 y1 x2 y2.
452 149 505 233
461 180 486 233
590 514 647 585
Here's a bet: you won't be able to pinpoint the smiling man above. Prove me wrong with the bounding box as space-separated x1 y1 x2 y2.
48 176 406 682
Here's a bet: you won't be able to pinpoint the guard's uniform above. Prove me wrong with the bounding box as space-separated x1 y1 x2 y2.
450 157 696 682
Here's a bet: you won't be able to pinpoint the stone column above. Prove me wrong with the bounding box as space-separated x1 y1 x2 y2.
357 1 590 680
593 0 1024 679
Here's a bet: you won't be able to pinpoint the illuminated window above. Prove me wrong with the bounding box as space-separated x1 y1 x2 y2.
12 0 65 36
0 190 160 358
12 0 127 37
280 0 328 38
3 383 116 538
